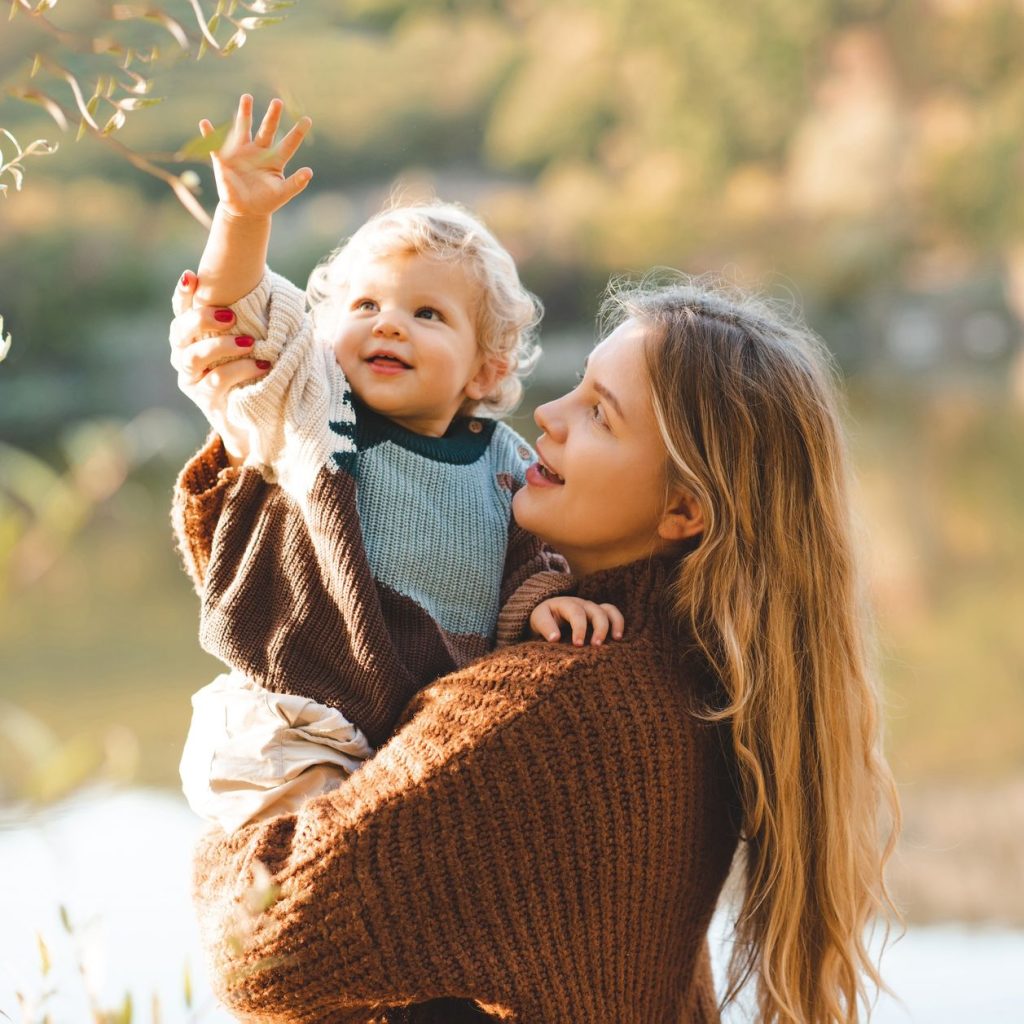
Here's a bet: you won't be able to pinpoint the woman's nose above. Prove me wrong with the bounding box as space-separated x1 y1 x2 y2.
534 397 566 441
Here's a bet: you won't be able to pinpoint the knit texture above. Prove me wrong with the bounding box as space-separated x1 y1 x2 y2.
172 271 565 747
191 554 740 1023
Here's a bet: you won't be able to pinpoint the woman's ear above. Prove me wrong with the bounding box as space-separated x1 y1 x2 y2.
657 488 704 542
464 356 509 402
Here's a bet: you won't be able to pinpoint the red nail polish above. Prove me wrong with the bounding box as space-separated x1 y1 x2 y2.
255 360 271 370
214 309 234 323
235 336 254 348
180 272 192 287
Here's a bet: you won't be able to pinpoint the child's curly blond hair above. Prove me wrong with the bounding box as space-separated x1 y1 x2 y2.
306 200 542 417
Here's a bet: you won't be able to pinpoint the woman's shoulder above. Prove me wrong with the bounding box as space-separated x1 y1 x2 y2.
400 629 716 764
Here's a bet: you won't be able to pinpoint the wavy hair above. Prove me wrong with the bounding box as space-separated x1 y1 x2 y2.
603 273 901 1023
306 199 542 417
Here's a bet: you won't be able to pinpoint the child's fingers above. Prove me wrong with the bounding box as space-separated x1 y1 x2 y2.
198 118 215 139
281 167 314 203
561 603 589 647
530 605 561 643
233 93 254 143
585 603 611 646
600 603 625 640
275 116 312 165
254 97 283 148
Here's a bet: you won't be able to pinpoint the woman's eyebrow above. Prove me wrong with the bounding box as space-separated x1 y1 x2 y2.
593 381 625 420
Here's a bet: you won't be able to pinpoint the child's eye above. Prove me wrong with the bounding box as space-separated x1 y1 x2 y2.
354 298 378 312
415 307 444 321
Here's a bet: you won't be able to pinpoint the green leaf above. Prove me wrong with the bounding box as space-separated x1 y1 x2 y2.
22 138 58 157
59 904 72 933
236 15 282 30
0 127 21 156
116 96 163 111
222 27 246 53
101 109 127 136
36 933 51 976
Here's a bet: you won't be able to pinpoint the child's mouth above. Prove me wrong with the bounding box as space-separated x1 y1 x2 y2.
367 354 411 373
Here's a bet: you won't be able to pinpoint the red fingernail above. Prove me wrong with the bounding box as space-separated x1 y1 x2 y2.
214 309 235 323
180 272 192 287
235 336 254 348
256 360 271 370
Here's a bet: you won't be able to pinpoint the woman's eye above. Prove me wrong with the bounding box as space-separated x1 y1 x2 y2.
415 307 443 321
591 403 607 427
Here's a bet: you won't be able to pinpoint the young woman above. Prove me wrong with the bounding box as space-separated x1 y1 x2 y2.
169 272 899 1024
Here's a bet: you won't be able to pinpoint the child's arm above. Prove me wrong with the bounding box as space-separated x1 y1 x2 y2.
529 595 625 647
194 94 313 308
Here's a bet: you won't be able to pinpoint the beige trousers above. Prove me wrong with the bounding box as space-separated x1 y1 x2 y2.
179 672 374 834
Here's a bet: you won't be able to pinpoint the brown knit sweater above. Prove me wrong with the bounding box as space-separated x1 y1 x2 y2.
189 553 740 1023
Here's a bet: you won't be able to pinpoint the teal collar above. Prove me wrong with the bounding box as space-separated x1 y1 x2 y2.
354 397 496 465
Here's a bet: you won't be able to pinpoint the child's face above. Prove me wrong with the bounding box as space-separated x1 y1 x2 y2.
329 251 499 437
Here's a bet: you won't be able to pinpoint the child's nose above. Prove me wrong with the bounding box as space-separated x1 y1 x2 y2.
372 313 406 339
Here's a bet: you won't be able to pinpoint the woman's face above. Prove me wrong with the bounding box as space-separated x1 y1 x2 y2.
513 317 695 576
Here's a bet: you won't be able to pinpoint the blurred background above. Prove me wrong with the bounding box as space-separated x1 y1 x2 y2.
2 0 1022 1019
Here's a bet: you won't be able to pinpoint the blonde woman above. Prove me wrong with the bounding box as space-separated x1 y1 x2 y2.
171 272 899 1023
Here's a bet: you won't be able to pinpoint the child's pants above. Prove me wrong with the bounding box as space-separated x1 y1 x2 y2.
179 671 374 834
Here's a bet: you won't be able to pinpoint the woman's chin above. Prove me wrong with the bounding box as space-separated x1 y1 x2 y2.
511 486 553 543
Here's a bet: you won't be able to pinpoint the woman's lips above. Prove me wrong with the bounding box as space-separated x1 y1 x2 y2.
526 462 565 487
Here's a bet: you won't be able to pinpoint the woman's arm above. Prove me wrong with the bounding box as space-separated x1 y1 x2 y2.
191 648 598 1018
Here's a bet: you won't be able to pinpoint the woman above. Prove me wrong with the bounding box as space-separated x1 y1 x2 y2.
169 272 899 1023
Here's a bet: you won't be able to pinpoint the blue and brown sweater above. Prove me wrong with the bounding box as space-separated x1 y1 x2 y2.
172 271 567 748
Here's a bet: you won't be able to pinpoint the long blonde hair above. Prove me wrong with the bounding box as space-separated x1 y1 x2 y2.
606 274 900 1023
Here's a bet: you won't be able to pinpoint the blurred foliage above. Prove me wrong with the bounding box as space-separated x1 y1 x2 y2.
0 0 1020 854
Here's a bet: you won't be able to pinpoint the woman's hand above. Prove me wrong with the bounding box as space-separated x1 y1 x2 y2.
203 93 312 219
169 270 271 467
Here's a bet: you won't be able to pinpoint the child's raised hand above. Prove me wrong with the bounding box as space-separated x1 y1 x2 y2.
530 596 625 647
202 94 313 219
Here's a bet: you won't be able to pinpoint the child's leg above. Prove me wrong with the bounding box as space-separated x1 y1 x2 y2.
179 672 373 833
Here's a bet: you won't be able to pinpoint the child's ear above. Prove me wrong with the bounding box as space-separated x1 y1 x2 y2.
657 487 704 542
464 355 509 402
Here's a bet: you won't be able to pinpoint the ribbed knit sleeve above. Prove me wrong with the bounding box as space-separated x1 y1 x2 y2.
171 432 240 592
495 566 574 646
191 564 740 1023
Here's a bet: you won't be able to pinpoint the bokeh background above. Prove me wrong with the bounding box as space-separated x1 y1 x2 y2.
2 0 1023 1018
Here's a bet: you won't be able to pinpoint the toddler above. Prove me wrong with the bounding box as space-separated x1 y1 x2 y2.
176 95 621 832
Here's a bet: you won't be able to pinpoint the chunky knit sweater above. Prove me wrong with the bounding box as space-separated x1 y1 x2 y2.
189 554 740 1023
172 271 566 747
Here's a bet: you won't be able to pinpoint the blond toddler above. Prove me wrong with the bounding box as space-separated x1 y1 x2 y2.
173 96 622 832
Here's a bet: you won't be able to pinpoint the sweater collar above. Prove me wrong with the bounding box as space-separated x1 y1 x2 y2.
354 396 497 464
572 552 684 637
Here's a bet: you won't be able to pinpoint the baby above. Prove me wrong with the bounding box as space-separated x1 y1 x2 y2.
176 95 622 832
